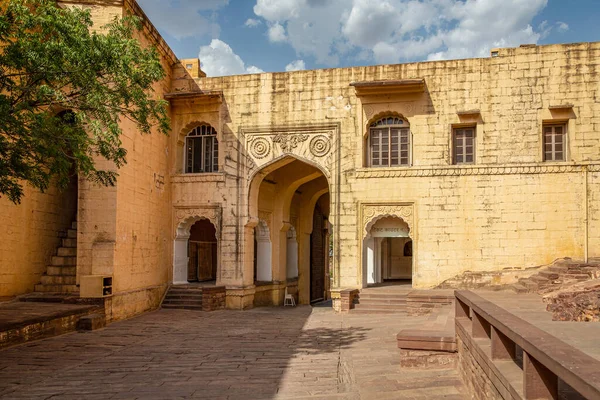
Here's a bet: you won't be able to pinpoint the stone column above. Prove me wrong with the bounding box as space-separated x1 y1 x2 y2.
173 235 190 285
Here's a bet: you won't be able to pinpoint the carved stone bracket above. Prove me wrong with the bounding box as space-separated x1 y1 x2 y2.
174 206 222 239
362 203 414 237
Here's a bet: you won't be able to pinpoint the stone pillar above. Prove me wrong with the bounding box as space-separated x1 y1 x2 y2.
298 231 311 304
256 237 272 282
366 237 375 285
286 229 299 279
173 235 190 285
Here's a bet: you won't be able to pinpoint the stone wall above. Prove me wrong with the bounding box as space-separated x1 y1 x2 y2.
177 42 600 290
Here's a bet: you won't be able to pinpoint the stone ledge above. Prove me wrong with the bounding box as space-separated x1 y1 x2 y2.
397 329 457 352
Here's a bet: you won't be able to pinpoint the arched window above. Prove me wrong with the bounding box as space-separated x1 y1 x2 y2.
185 125 218 173
368 116 411 167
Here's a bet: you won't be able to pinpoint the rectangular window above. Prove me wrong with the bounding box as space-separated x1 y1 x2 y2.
369 128 410 167
186 136 218 173
453 127 475 164
543 124 566 162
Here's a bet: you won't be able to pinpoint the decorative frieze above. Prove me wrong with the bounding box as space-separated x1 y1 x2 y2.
241 124 339 179
355 163 600 179
174 206 221 238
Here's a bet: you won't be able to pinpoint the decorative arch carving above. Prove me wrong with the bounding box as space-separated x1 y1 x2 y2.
362 203 414 238
241 124 338 181
365 111 409 136
255 219 270 242
174 206 221 239
178 120 218 144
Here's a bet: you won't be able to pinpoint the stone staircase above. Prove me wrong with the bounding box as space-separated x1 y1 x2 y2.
510 258 600 294
34 221 78 294
352 288 409 314
161 286 204 310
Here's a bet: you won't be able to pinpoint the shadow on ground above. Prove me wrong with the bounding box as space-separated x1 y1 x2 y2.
0 305 372 399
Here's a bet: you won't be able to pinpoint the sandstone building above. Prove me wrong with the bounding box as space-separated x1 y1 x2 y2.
1 0 599 320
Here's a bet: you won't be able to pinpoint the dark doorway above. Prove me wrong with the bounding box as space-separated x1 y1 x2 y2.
310 204 326 303
188 219 217 282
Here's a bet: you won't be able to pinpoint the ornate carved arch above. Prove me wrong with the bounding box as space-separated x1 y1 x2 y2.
174 206 221 239
362 203 413 238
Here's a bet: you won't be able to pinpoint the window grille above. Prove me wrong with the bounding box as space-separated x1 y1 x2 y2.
368 117 410 167
185 125 219 173
543 124 566 162
453 127 475 164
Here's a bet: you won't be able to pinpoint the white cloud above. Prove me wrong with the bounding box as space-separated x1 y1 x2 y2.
268 23 288 42
138 0 228 40
557 21 569 33
245 18 262 28
199 39 264 77
252 0 552 65
285 59 306 71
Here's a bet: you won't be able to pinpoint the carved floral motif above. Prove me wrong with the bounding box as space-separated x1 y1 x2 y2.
174 207 221 238
273 133 309 153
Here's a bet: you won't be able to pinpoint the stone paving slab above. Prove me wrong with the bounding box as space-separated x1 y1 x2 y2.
475 291 600 362
0 305 467 399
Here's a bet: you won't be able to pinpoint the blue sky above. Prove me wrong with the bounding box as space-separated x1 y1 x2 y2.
136 0 599 76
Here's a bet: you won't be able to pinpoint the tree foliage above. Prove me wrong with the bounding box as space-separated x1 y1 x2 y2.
0 0 170 203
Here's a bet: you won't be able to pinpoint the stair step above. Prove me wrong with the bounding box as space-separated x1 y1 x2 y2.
67 229 77 239
57 247 77 257
161 304 204 311
167 290 203 295
46 266 76 276
71 221 78 230
353 303 406 310
41 275 76 285
357 293 408 300
51 256 77 266
355 299 407 305
62 238 77 248
34 284 78 293
351 308 408 315
162 300 203 306
165 293 202 300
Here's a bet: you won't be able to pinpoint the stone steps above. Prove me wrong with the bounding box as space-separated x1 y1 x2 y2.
511 259 600 294
34 220 79 295
34 284 78 293
351 289 408 314
161 286 203 311
46 266 77 276
40 275 76 285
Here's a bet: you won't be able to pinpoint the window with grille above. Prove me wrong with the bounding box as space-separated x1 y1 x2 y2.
543 124 566 162
185 125 219 173
453 127 475 164
368 117 410 167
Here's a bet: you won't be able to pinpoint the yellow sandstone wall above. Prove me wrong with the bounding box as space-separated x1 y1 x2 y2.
0 186 77 297
183 42 600 289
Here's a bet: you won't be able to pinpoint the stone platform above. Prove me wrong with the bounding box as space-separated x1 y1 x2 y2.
0 301 101 349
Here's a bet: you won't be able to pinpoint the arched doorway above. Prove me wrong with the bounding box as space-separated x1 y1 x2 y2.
188 219 218 282
173 217 219 285
363 216 412 286
247 156 330 305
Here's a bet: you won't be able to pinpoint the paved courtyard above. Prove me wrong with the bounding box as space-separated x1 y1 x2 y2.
0 306 466 399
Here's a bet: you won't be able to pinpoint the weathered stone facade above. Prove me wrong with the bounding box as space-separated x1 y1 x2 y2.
1 0 600 318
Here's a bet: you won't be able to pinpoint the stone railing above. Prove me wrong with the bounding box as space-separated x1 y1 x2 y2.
455 290 600 400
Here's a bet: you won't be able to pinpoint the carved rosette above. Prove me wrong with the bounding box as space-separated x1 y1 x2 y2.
362 204 413 237
310 135 332 157
174 207 221 239
249 136 271 159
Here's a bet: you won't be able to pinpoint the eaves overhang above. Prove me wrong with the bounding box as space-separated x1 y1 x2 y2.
350 79 426 96
164 90 223 104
